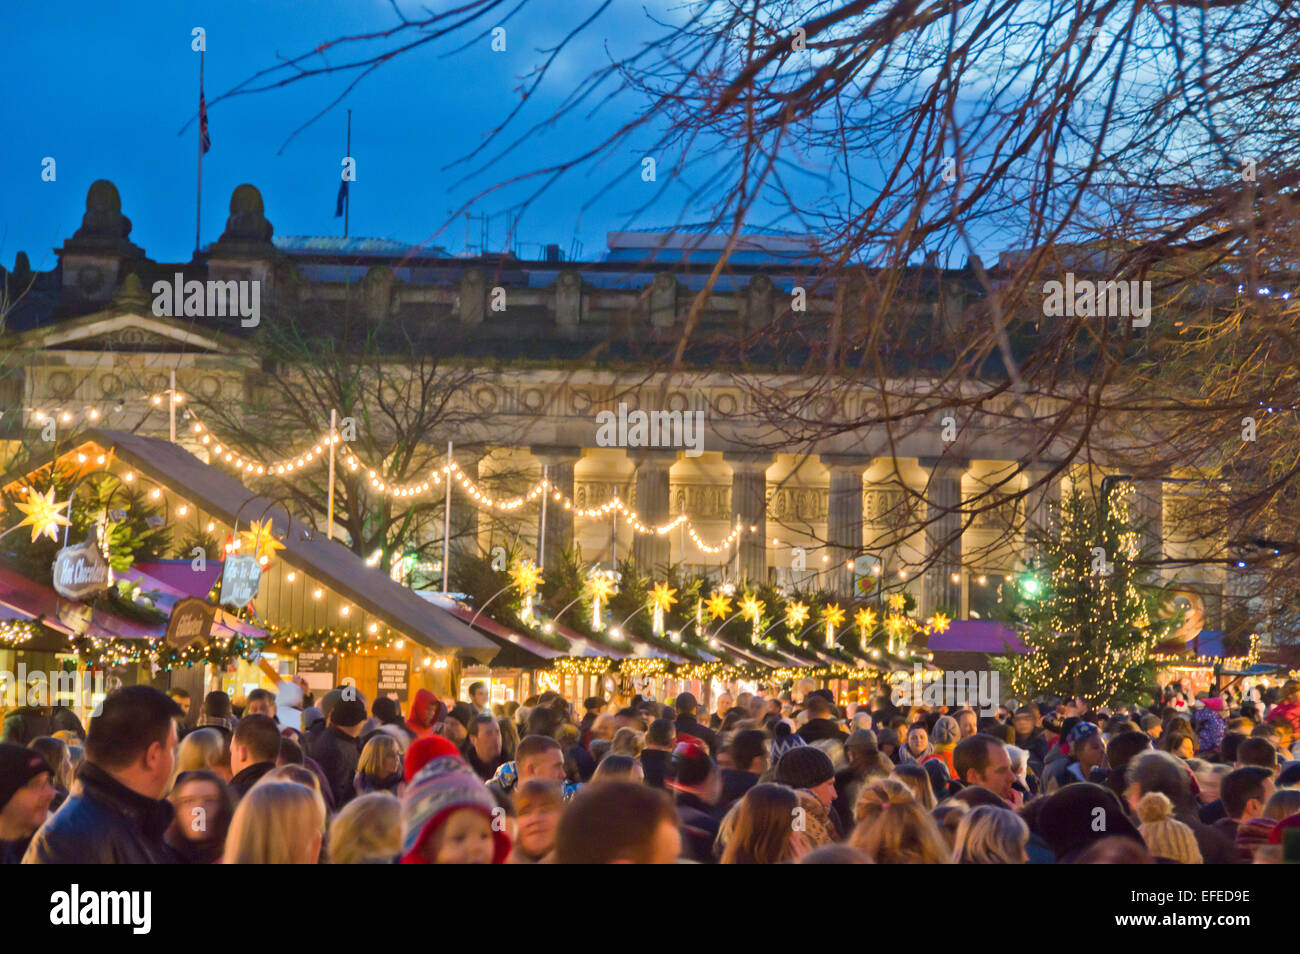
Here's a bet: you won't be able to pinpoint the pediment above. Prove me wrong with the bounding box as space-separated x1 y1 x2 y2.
15 311 239 354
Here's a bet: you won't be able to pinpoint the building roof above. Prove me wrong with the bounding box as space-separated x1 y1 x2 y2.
6 429 498 662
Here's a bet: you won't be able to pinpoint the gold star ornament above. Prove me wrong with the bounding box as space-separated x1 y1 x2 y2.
13 487 72 543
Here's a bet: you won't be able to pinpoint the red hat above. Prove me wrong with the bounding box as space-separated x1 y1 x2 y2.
1203 696 1224 712
1267 811 1300 845
405 734 460 782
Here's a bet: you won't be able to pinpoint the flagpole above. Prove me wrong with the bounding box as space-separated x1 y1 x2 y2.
442 441 453 593
327 408 337 541
195 50 204 256
344 109 351 238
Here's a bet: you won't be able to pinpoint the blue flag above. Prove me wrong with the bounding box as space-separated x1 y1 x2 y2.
335 178 349 217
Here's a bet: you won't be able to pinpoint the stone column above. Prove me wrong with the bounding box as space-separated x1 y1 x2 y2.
724 452 772 585
1130 478 1164 570
632 451 676 571
921 457 967 616
1023 462 1062 560
823 455 867 598
532 446 582 576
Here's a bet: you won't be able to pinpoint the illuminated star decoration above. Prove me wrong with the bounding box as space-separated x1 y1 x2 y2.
821 602 846 648
785 600 810 630
884 613 911 654
509 559 545 621
13 487 71 543
239 520 285 566
740 592 766 638
926 612 951 636
705 592 733 621
888 592 907 612
584 571 619 632
855 607 878 651
649 581 677 635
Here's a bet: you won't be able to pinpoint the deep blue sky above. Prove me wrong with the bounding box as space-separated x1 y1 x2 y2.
1 0 698 269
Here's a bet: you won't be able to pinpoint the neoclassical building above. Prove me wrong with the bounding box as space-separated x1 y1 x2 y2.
1 180 1236 637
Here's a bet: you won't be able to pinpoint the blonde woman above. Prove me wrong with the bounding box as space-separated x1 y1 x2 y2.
951 805 1029 864
329 792 401 864
851 792 951 863
852 777 917 824
890 764 937 812
609 726 644 758
176 727 231 782
355 734 404 796
223 780 326 864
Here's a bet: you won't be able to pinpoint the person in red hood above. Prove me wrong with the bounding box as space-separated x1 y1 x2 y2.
407 689 447 740
1267 681 1300 738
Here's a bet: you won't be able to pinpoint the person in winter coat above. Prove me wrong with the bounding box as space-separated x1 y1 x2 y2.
922 716 961 779
1267 681 1300 738
164 769 236 864
0 744 57 864
405 688 447 740
400 750 511 864
1 703 85 746
23 686 181 864
1191 697 1227 758
354 734 405 796
302 698 367 809
899 722 934 765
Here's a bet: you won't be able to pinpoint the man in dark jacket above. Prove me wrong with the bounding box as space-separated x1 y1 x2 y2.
23 685 180 864
229 714 281 798
0 744 57 864
796 693 849 744
640 718 676 788
672 692 718 755
668 741 723 863
718 729 768 813
302 696 366 808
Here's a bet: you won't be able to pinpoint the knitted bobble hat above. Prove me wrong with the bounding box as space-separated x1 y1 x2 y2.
1137 792 1202 865
400 754 510 864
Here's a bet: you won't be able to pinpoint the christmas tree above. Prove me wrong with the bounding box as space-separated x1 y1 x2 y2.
996 485 1176 706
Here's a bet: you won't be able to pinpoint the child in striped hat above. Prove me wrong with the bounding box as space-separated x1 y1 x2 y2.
400 752 511 864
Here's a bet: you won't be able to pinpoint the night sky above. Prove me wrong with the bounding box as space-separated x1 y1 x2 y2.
1 0 699 269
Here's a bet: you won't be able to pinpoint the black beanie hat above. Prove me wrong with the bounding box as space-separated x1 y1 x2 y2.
372 696 401 722
775 745 835 790
330 698 368 728
0 743 51 812
1038 782 1143 861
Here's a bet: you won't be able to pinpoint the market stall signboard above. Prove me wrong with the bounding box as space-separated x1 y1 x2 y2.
219 555 262 608
296 652 337 692
377 659 410 703
166 597 215 650
51 536 111 601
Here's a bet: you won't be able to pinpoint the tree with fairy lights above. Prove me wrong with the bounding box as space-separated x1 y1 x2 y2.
997 486 1178 707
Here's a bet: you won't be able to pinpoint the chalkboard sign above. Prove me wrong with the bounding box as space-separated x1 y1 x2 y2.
166 597 215 650
296 652 337 693
377 659 410 703
219 555 263 608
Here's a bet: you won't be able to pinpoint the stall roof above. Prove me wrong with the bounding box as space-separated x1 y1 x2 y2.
6 430 498 663
928 620 1025 654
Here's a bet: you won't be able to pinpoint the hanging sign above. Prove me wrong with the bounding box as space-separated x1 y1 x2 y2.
166 597 215 650
219 554 263 608
52 534 112 601
377 659 410 702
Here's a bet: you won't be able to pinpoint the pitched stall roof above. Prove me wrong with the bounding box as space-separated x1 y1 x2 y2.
7 430 498 663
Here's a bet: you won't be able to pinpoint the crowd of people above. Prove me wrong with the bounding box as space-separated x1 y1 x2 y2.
2 673 1299 864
